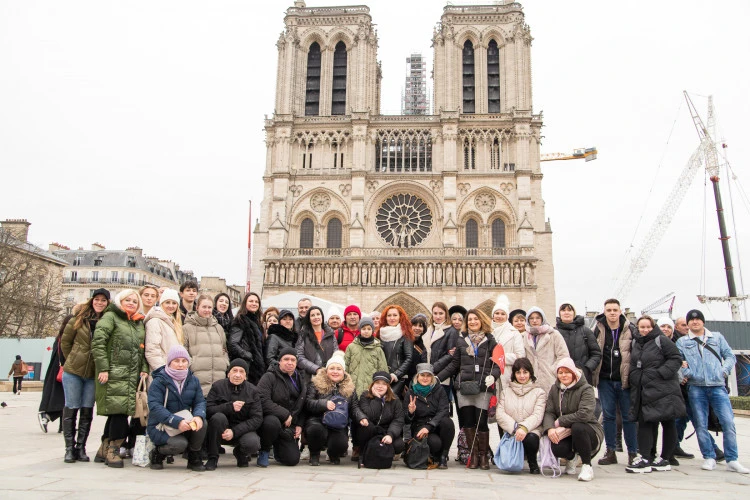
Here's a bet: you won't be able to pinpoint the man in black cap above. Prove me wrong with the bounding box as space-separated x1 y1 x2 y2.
676 309 748 474
257 347 307 467
204 359 263 470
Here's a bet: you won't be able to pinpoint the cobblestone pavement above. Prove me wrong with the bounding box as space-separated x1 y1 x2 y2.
1 392 748 499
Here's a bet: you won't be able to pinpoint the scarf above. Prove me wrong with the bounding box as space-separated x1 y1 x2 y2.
378 325 403 342
528 324 552 348
468 330 486 348
165 367 189 393
412 382 432 398
124 309 144 321
213 309 234 332
359 335 375 345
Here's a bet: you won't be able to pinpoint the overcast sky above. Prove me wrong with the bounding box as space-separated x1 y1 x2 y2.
1 1 749 320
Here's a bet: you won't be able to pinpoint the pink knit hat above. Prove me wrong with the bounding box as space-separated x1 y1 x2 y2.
554 357 580 383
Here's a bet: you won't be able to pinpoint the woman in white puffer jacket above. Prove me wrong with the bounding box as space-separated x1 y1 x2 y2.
490 295 525 388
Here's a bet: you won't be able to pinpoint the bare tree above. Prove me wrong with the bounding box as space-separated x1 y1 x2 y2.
0 229 63 338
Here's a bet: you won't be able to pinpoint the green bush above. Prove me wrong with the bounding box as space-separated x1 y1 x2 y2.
731 396 750 411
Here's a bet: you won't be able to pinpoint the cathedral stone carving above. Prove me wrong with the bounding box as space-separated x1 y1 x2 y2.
475 192 496 213
310 193 331 213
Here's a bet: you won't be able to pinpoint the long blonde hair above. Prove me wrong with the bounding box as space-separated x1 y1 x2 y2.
160 297 184 345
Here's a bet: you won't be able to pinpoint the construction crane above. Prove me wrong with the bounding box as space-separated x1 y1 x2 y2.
540 147 598 162
641 292 676 317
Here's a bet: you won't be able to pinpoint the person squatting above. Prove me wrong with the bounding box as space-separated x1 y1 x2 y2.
47 285 748 481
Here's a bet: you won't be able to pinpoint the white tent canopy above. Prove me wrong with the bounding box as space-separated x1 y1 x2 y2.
261 291 346 318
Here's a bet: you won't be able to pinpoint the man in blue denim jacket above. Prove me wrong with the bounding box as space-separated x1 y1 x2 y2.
676 309 748 473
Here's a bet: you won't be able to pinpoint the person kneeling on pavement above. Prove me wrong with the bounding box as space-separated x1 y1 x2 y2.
353 371 405 468
543 357 604 482
204 358 263 470
147 345 207 471
257 347 307 467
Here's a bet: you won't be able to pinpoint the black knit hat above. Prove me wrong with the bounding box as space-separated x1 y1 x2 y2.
508 309 526 322
279 309 295 321
279 347 297 359
372 371 391 384
448 305 467 318
686 309 705 323
229 358 249 375
91 288 111 301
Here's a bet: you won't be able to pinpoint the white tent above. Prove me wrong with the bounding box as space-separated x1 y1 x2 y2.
261 291 346 317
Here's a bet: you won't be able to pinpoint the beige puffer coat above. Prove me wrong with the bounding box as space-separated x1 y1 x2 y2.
496 381 547 437
523 329 570 394
183 311 229 396
144 307 183 372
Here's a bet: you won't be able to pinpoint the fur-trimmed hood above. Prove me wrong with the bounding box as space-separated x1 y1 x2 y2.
311 369 355 398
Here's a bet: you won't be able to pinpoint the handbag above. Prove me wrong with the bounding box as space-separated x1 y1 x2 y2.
56 365 64 383
459 381 481 396
321 395 349 430
132 434 154 467
494 432 524 473
134 375 150 427
362 434 394 469
155 388 194 437
404 437 430 469
539 436 562 477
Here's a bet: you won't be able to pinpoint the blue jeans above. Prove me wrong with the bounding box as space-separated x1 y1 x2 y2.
598 379 637 453
62 371 95 408
688 385 738 462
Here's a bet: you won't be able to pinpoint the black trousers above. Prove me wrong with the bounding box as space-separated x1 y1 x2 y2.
457 406 489 432
259 415 301 465
102 414 130 441
206 413 260 458
641 418 677 462
157 427 207 455
522 432 540 465
410 417 455 456
12 376 23 393
550 422 598 465
305 421 349 458
124 418 146 449
354 424 405 455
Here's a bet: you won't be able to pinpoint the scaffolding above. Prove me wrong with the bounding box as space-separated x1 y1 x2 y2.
401 53 429 115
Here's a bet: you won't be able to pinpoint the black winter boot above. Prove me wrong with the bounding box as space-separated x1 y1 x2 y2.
150 448 166 470
62 407 78 463
75 407 93 462
438 451 449 469
187 450 206 471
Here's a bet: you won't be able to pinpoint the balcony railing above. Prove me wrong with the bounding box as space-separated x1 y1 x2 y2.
264 247 529 259
63 277 156 287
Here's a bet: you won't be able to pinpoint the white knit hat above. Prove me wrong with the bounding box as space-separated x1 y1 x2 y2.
492 294 510 316
326 350 346 370
658 317 675 329
160 289 180 306
327 306 343 320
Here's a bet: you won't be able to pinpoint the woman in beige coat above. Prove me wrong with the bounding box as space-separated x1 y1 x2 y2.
496 358 547 474
144 289 184 372
183 295 229 396
523 306 570 394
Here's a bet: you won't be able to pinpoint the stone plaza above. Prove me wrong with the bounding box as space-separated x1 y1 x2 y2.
1 391 748 499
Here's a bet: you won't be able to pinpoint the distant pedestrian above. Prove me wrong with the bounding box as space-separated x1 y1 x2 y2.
7 355 26 395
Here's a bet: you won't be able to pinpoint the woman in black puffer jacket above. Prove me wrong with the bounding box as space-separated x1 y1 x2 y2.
556 303 601 384
627 315 685 473
227 292 265 385
375 305 414 397
353 371 405 468
265 310 298 369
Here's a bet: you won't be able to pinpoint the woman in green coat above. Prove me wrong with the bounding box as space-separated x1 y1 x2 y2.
92 289 148 468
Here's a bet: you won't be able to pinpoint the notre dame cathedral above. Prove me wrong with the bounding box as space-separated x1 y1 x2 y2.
251 1 555 316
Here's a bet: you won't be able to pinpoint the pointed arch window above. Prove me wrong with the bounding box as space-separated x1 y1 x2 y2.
466 219 479 251
490 137 501 170
331 41 347 115
492 218 506 248
487 39 500 113
305 42 321 116
326 218 342 249
300 218 314 249
462 40 475 114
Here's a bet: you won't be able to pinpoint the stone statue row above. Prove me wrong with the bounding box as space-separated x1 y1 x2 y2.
264 260 535 288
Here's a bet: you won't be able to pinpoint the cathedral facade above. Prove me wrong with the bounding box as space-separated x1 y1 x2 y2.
251 1 555 317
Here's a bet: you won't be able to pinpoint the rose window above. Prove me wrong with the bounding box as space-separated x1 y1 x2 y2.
375 194 432 248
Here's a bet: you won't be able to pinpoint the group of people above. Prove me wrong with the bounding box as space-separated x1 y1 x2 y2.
34 285 747 481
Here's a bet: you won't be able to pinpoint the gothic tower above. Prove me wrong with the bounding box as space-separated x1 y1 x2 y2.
252 1 555 317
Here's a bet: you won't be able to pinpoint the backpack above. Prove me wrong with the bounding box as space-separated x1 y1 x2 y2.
322 395 349 430
404 437 430 469
362 434 394 469
335 328 345 346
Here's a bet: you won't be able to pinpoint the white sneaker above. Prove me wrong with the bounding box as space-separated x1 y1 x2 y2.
300 447 310 460
565 454 578 475
727 461 750 474
702 458 716 471
578 464 594 482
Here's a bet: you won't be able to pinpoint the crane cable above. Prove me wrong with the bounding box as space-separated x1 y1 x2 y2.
613 99 684 286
